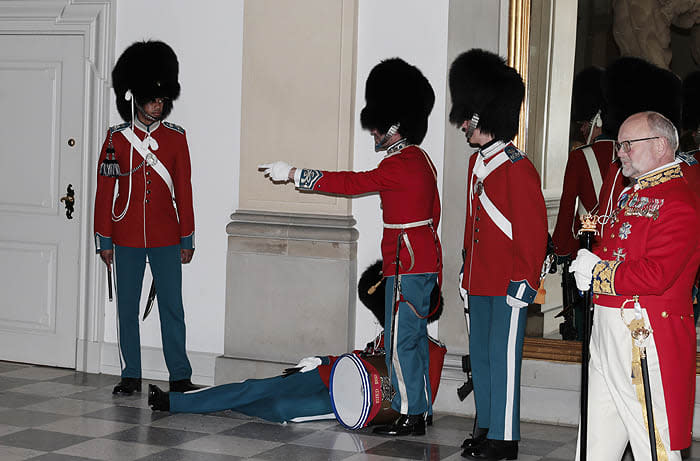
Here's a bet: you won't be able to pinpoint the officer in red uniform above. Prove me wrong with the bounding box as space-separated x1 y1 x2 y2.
570 111 700 460
94 41 198 395
449 49 548 461
258 58 441 437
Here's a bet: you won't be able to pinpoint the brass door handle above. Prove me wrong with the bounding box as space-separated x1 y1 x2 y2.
60 184 75 219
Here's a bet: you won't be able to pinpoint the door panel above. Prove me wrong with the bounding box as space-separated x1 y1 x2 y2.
0 34 84 367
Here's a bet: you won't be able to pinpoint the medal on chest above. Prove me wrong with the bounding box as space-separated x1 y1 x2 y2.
473 180 483 196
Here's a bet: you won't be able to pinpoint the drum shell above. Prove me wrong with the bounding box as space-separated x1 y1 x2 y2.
361 353 399 426
329 353 399 429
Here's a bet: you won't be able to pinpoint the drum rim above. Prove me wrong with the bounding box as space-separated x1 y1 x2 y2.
329 353 372 430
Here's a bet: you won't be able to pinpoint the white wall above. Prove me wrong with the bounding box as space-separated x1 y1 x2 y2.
103 0 244 356
352 0 450 348
102 0 450 373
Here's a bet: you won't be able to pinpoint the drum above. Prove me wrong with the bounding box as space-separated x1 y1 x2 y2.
329 352 399 429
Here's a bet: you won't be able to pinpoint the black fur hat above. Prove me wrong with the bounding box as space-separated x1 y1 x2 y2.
357 260 443 327
112 40 181 122
601 57 682 138
682 71 700 132
448 49 524 141
360 58 435 145
571 66 604 122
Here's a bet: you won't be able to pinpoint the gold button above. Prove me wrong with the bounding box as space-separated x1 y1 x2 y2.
595 294 599 299
661 311 669 318
680 315 684 320
603 247 607 252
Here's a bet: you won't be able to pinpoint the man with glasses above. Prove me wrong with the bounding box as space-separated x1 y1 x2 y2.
94 40 199 395
569 111 700 460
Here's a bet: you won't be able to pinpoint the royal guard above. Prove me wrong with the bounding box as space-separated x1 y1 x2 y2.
94 40 198 394
448 49 548 460
552 66 614 260
148 260 447 426
570 111 700 459
258 57 442 436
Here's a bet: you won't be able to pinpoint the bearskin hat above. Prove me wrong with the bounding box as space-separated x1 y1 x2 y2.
448 49 524 142
360 58 435 145
571 66 604 123
682 71 700 132
601 57 682 138
358 260 443 327
112 40 181 122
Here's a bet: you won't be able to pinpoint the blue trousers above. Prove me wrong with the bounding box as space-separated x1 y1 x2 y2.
384 273 436 416
468 295 527 441
170 370 332 423
114 244 192 381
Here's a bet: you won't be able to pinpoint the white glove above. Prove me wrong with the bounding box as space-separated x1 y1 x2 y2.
458 272 467 300
259 161 293 182
294 356 322 373
506 295 528 309
569 248 602 291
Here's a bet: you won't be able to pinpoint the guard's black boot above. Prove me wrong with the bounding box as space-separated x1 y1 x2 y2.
112 377 141 395
148 384 170 411
169 379 200 393
462 426 489 449
461 439 518 460
425 414 433 426
373 414 426 436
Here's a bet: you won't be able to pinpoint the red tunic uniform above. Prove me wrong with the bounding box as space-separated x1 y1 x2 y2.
296 144 441 277
591 163 700 448
94 120 195 250
461 141 548 302
552 139 615 257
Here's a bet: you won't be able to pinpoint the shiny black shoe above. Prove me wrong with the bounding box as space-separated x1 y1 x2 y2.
462 426 489 449
372 414 426 436
169 379 201 393
112 377 141 395
461 439 518 460
148 384 170 411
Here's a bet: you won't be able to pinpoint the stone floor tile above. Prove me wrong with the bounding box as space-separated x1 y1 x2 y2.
291 429 388 452
10 382 96 398
176 434 283 458
150 413 247 434
81 406 169 425
133 447 244 461
56 439 166 460
0 409 69 427
364 439 461 460
0 444 45 461
23 397 115 416
0 428 91 451
104 425 207 447
218 421 316 443
254 443 356 461
36 416 136 438
0 367 75 381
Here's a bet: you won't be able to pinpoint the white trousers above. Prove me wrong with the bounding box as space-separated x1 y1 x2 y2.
575 305 680 461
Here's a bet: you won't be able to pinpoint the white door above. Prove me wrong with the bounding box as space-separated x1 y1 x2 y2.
0 34 85 368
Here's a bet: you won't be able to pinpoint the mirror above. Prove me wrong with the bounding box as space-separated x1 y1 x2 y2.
510 0 700 371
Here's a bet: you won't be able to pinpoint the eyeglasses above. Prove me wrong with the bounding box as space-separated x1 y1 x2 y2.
614 136 660 154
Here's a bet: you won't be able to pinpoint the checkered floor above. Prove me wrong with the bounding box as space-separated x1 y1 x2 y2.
0 360 698 460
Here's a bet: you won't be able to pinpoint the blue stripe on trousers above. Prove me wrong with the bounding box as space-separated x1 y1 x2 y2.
114 244 192 381
170 370 331 423
384 273 436 415
468 294 527 440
